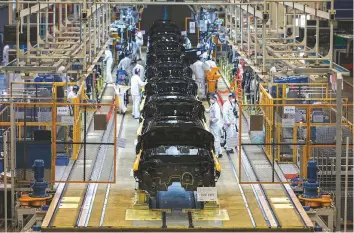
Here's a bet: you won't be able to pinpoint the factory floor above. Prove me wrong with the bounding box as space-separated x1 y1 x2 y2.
41 62 312 231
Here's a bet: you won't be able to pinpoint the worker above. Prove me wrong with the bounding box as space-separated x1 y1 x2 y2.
183 34 191 49
209 93 223 158
203 54 217 71
118 54 132 77
132 60 145 81
190 56 206 99
135 30 144 61
131 68 147 119
67 85 79 117
270 64 277 74
2 44 9 65
223 92 238 154
103 48 114 84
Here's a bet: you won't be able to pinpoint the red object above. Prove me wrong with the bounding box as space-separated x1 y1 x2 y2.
106 97 116 122
284 174 299 179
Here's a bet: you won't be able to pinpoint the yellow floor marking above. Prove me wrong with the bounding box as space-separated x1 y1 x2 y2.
61 197 81 202
273 204 294 209
59 203 79 209
125 209 163 220
191 209 230 221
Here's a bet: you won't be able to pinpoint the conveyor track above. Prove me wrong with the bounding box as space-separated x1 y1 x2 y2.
218 71 308 229
44 83 122 228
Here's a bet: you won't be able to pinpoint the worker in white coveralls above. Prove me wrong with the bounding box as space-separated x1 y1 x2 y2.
2 45 9 65
203 53 217 71
103 48 113 83
183 34 191 49
223 92 238 154
132 60 145 81
135 31 143 61
118 54 132 78
209 93 223 158
190 56 206 99
131 68 147 119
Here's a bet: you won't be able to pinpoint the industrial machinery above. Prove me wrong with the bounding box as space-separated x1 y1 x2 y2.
18 160 52 207
297 161 333 208
133 20 221 198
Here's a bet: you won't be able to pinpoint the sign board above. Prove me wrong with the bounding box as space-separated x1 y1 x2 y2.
197 187 218 202
250 115 263 131
199 20 208 32
282 118 295 128
312 112 324 123
189 21 196 34
57 107 70 116
284 106 296 115
117 24 126 29
61 116 74 125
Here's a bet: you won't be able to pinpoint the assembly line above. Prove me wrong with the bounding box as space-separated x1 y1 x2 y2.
0 0 353 232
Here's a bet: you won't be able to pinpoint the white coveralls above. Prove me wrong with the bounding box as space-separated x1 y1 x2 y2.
203 59 217 71
2 45 9 65
103 49 113 83
114 84 129 113
184 37 191 49
210 100 223 155
190 60 206 99
118 57 132 78
131 74 146 118
133 63 145 81
67 88 77 100
223 100 238 150
135 31 143 61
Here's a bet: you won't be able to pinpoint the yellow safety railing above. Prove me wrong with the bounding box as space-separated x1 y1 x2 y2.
238 102 354 182
10 81 77 100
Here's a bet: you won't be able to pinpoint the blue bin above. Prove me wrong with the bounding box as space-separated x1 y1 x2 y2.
56 154 69 166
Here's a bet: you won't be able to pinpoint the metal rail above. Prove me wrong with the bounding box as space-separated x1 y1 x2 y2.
97 114 126 227
76 114 116 226
42 84 114 228
225 151 257 228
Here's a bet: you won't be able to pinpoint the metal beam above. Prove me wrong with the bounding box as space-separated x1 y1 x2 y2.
19 3 54 18
0 66 57 72
279 2 330 19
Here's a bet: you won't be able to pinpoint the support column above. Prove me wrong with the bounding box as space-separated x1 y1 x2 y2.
329 0 334 69
234 5 237 45
10 102 16 227
315 2 319 65
262 2 266 74
304 8 307 57
45 3 49 46
16 0 20 66
247 5 250 56
335 75 342 232
254 5 257 65
283 5 287 43
82 2 87 71
275 3 278 34
240 6 243 50
36 10 40 66
26 13 30 65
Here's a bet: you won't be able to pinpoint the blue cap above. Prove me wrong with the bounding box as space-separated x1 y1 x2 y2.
228 92 236 98
210 93 217 99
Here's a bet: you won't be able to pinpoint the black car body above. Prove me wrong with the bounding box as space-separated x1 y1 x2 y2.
133 20 221 198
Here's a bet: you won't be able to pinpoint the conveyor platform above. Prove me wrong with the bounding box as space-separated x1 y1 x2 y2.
41 69 312 232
